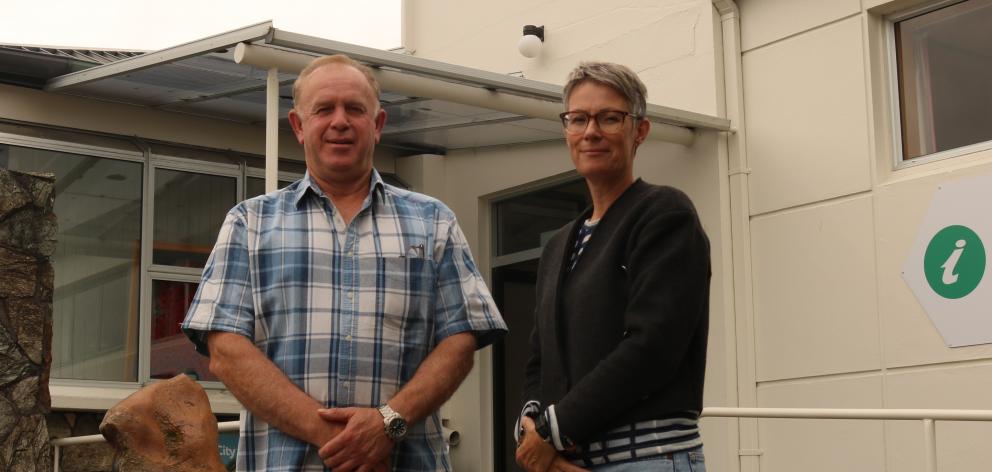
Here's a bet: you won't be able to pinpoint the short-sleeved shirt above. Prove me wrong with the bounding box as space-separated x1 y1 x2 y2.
182 170 506 472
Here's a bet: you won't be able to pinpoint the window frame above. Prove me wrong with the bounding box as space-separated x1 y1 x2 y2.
145 155 242 390
888 0 992 169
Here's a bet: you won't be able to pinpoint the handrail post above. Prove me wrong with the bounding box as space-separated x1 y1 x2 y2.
923 419 937 472
52 444 60 472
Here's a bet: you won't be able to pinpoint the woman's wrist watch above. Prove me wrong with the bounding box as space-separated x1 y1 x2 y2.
535 409 576 451
533 411 552 442
378 404 408 442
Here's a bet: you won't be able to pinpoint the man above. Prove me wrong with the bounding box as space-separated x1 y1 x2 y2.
515 62 710 472
182 54 507 472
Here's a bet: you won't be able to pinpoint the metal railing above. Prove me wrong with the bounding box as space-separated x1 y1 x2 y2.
50 408 992 472
701 407 992 472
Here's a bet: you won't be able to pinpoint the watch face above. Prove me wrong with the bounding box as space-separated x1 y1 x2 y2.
387 417 408 440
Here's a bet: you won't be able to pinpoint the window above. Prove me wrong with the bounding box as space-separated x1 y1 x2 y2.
1 143 143 381
0 128 303 389
149 164 238 382
493 179 590 257
245 176 294 199
153 168 236 267
151 279 215 381
893 0 992 161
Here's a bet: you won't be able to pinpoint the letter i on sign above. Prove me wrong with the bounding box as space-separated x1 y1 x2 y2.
941 240 966 285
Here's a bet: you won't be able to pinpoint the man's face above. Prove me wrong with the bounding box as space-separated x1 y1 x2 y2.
564 81 649 182
289 63 386 187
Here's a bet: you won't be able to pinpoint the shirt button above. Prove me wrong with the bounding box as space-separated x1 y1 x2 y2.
343 383 350 389
346 335 353 341
346 292 353 300
346 251 353 257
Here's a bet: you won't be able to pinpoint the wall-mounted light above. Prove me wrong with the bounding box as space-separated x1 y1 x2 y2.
517 25 545 58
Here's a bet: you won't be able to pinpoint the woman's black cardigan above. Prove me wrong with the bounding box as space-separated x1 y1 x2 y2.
522 178 711 444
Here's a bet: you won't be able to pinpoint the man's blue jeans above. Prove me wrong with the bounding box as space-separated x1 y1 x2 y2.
589 446 706 472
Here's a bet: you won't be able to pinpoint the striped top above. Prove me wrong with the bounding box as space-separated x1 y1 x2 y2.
568 219 599 271
182 170 506 471
565 416 701 467
515 403 700 467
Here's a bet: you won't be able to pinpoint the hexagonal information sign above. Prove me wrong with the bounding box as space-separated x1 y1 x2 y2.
903 175 992 347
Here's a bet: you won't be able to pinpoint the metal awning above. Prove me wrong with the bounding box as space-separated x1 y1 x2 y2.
39 21 730 191
0 44 143 88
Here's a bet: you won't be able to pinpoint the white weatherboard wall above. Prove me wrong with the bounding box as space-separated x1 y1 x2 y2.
402 1 737 471
404 0 722 117
739 0 992 470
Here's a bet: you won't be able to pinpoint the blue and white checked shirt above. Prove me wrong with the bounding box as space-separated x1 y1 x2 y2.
182 170 506 472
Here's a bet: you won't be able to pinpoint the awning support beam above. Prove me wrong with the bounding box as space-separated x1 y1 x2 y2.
266 67 279 192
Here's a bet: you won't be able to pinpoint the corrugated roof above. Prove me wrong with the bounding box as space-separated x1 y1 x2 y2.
0 44 144 64
0 43 145 89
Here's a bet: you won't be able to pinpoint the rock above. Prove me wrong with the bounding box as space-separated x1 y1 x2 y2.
0 395 17 441
0 171 31 220
11 376 38 414
100 374 226 472
0 247 36 299
0 210 58 257
36 262 53 301
2 415 50 472
0 168 56 470
6 299 47 365
60 442 114 472
0 328 31 387
18 172 55 211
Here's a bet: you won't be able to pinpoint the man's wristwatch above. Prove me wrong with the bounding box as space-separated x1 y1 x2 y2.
378 404 409 442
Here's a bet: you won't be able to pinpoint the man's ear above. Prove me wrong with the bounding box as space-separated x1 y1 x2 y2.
288 109 305 145
373 107 387 143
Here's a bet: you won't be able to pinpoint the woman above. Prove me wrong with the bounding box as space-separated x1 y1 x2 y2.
516 62 710 472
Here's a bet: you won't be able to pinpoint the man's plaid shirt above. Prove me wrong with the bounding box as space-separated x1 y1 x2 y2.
182 170 506 471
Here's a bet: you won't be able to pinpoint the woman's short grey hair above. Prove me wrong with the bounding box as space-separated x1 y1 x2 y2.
563 62 647 118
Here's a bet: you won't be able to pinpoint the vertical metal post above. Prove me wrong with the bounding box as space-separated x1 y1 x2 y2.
265 67 279 193
923 419 937 472
53 444 60 472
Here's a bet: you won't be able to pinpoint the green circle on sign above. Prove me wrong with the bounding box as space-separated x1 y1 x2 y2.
924 225 986 299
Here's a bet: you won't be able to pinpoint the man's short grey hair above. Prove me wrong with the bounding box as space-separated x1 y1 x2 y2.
292 54 381 110
563 62 647 118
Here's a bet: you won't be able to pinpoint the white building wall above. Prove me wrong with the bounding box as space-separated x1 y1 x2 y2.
738 0 992 470
404 0 722 116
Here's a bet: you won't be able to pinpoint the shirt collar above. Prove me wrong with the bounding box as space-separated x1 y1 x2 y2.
293 169 386 209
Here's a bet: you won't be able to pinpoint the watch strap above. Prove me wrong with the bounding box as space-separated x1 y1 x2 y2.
378 404 408 442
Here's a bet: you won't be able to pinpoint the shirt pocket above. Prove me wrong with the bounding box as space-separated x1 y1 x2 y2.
360 256 438 345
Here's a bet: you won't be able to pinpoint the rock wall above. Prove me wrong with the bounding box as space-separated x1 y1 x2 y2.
0 167 57 472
